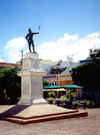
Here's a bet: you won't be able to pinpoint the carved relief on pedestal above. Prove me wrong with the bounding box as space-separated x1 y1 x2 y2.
32 61 41 69
22 58 41 70
23 61 30 69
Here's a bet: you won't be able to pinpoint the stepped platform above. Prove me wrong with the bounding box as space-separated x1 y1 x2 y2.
0 104 88 124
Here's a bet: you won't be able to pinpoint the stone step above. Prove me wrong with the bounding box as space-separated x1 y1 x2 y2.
1 109 79 120
0 111 88 124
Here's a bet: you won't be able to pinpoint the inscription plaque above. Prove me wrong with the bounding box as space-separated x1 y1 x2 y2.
33 81 41 95
23 81 29 95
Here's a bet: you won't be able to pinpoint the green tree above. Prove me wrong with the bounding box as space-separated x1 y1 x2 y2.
70 92 76 99
89 49 100 58
0 66 21 95
43 79 49 87
51 66 61 74
70 58 100 99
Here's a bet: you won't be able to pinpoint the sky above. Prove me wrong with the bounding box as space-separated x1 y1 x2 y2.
0 0 100 63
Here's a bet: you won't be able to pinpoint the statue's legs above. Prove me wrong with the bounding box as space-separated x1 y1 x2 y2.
32 41 36 53
29 44 32 52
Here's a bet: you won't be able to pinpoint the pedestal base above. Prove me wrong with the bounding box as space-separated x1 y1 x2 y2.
0 104 88 124
17 98 47 105
24 52 39 59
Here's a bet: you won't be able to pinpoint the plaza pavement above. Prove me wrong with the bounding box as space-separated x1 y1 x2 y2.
0 108 100 135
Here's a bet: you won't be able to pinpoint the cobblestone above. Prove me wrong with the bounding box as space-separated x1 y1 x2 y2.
0 108 100 135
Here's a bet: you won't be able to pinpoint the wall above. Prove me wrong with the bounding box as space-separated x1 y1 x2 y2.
43 75 57 85
57 75 73 86
41 64 52 75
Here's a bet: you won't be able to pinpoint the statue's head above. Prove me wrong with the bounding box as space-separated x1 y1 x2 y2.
28 28 32 32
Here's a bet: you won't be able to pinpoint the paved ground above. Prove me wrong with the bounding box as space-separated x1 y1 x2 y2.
0 108 100 135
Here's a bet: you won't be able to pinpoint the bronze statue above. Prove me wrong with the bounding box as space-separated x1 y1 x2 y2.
25 28 39 53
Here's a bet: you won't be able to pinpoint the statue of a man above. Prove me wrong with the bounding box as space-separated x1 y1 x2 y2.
25 28 39 53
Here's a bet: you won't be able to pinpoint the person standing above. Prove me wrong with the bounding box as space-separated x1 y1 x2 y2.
2 89 7 104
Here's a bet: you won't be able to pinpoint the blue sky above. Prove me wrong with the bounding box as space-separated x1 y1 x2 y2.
0 0 100 63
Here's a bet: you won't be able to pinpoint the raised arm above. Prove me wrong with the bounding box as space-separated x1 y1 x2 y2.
33 32 39 35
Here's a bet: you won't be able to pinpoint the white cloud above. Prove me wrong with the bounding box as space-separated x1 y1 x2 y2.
35 33 78 61
4 37 26 63
57 33 78 45
0 59 4 62
86 33 99 39
36 32 100 62
3 32 100 63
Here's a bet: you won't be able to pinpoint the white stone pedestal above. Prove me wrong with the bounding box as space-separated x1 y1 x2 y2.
17 52 47 105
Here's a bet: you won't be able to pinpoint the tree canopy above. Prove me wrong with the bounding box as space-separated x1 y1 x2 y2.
43 79 49 87
70 58 100 98
0 66 21 95
89 49 100 58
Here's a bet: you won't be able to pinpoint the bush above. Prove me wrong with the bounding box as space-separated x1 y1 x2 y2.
70 92 76 99
43 79 49 87
82 100 89 109
55 99 61 106
47 97 55 104
72 101 80 109
18 97 21 101
83 100 88 105
88 101 95 108
48 91 55 98
73 101 80 106
48 97 55 101
89 101 94 105
60 95 67 100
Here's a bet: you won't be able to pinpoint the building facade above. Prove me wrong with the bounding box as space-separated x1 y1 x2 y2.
43 74 57 85
0 62 22 69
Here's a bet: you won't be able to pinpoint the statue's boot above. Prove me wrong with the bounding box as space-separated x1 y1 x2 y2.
29 48 32 52
29 45 32 52
33 46 37 53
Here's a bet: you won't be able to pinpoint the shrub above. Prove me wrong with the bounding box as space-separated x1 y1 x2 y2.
73 101 80 106
83 100 88 105
47 97 55 104
47 97 55 101
70 92 76 99
55 100 61 106
88 101 95 108
48 91 55 98
90 101 94 105
60 95 67 100
17 97 21 100
72 101 80 109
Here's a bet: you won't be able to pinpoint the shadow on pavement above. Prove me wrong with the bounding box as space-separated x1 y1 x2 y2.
0 105 29 116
